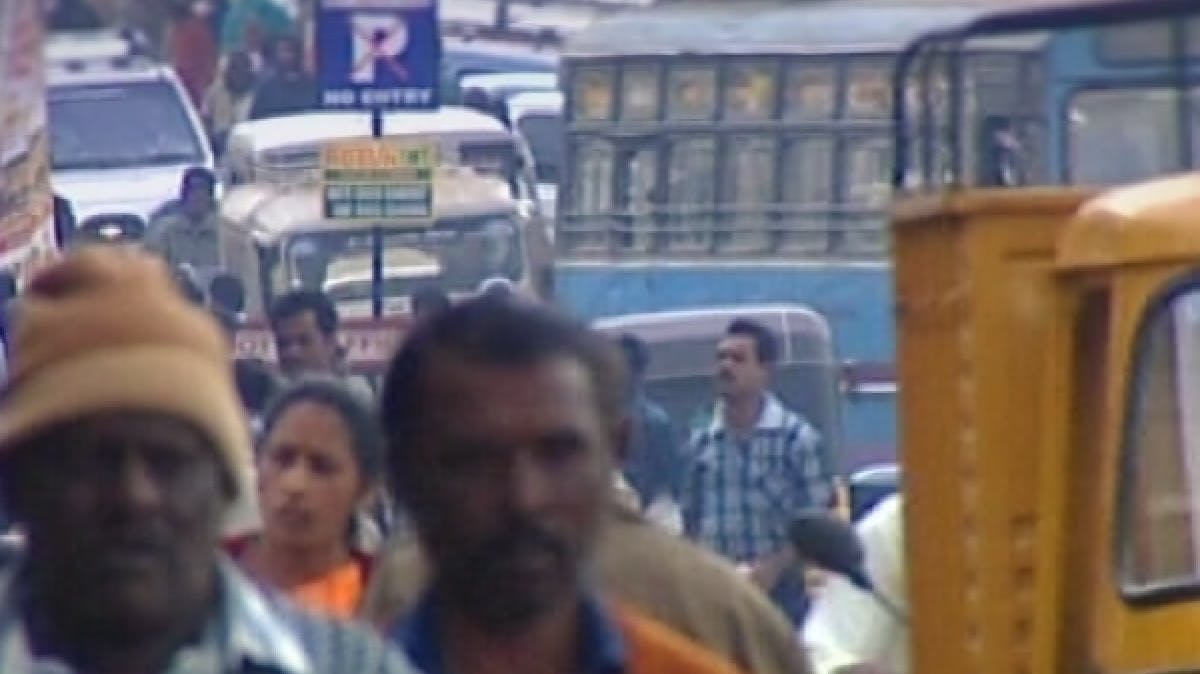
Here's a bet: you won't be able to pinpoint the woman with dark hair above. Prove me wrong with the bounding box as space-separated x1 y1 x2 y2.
228 377 385 618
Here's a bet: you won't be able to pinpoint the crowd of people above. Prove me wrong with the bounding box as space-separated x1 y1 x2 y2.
0 238 924 674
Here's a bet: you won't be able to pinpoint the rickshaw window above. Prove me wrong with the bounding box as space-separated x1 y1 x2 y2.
1117 270 1200 605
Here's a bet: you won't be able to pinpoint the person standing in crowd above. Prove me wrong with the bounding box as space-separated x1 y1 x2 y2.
380 297 748 674
0 248 418 674
249 34 318 121
203 50 259 155
229 379 386 619
145 167 223 286
803 495 908 674
615 333 682 528
209 307 283 437
268 288 375 400
166 0 220 109
681 318 835 625
220 0 295 56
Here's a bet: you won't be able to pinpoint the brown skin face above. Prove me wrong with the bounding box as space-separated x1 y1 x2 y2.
257 401 366 554
273 311 339 377
5 412 229 649
401 354 619 630
715 334 770 402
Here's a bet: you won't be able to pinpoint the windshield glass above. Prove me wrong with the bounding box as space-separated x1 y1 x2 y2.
517 113 563 184
280 216 524 315
49 81 206 171
1068 87 1200 185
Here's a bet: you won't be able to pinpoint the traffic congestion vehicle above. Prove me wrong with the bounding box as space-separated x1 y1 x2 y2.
890 0 1200 672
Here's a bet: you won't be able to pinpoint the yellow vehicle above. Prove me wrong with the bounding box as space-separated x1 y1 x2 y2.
891 1 1200 673
220 164 553 372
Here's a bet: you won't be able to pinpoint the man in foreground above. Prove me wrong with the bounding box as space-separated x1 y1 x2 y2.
380 296 747 674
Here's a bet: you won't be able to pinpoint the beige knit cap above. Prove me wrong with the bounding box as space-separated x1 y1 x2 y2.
0 248 256 527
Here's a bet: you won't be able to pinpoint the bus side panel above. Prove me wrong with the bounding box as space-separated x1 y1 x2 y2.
554 262 896 471
893 191 1085 674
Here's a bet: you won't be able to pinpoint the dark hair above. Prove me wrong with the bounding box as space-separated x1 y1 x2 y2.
180 166 217 198
236 359 283 416
616 333 648 378
380 297 627 485
260 377 384 480
269 289 339 336
727 318 779 365
411 285 451 319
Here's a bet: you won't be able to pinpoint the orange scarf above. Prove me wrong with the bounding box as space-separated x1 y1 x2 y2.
287 558 366 620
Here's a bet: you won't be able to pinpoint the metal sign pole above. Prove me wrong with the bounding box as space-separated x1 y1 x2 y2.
371 107 384 319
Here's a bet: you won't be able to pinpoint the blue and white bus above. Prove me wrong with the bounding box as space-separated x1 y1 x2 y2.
555 0 1200 471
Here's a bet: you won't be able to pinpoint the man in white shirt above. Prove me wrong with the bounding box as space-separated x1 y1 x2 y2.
802 494 907 674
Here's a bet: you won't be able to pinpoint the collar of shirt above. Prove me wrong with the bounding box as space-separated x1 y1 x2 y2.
394 589 627 674
707 393 790 437
0 554 313 674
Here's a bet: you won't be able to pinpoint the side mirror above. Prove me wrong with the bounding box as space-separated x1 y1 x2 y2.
788 509 872 591
209 273 246 314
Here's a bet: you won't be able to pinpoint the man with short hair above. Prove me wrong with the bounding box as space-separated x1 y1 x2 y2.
268 288 374 400
379 297 747 674
682 318 835 625
146 167 223 286
0 248 417 674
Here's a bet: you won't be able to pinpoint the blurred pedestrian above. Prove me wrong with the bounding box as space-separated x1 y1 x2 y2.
379 297 747 674
146 167 223 286
616 333 683 529
0 248 417 674
229 378 387 619
268 288 375 400
249 34 318 120
681 318 836 625
204 51 259 155
166 0 220 109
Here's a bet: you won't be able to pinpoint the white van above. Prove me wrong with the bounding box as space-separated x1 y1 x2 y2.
47 42 213 237
221 106 544 212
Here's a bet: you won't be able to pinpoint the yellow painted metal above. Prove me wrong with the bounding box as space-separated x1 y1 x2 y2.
893 173 1200 673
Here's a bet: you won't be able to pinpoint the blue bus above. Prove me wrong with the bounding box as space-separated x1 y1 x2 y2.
554 0 1200 472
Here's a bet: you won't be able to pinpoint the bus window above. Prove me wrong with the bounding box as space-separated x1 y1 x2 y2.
617 144 658 253
846 59 892 119
665 136 716 252
843 136 891 255
783 61 836 120
573 66 615 122
621 64 661 121
719 134 775 254
1098 18 1200 62
1068 88 1184 185
667 64 717 121
781 136 834 253
565 138 613 253
725 60 777 121
1120 285 1200 595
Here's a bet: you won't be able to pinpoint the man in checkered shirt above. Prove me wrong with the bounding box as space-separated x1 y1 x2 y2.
681 318 835 625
